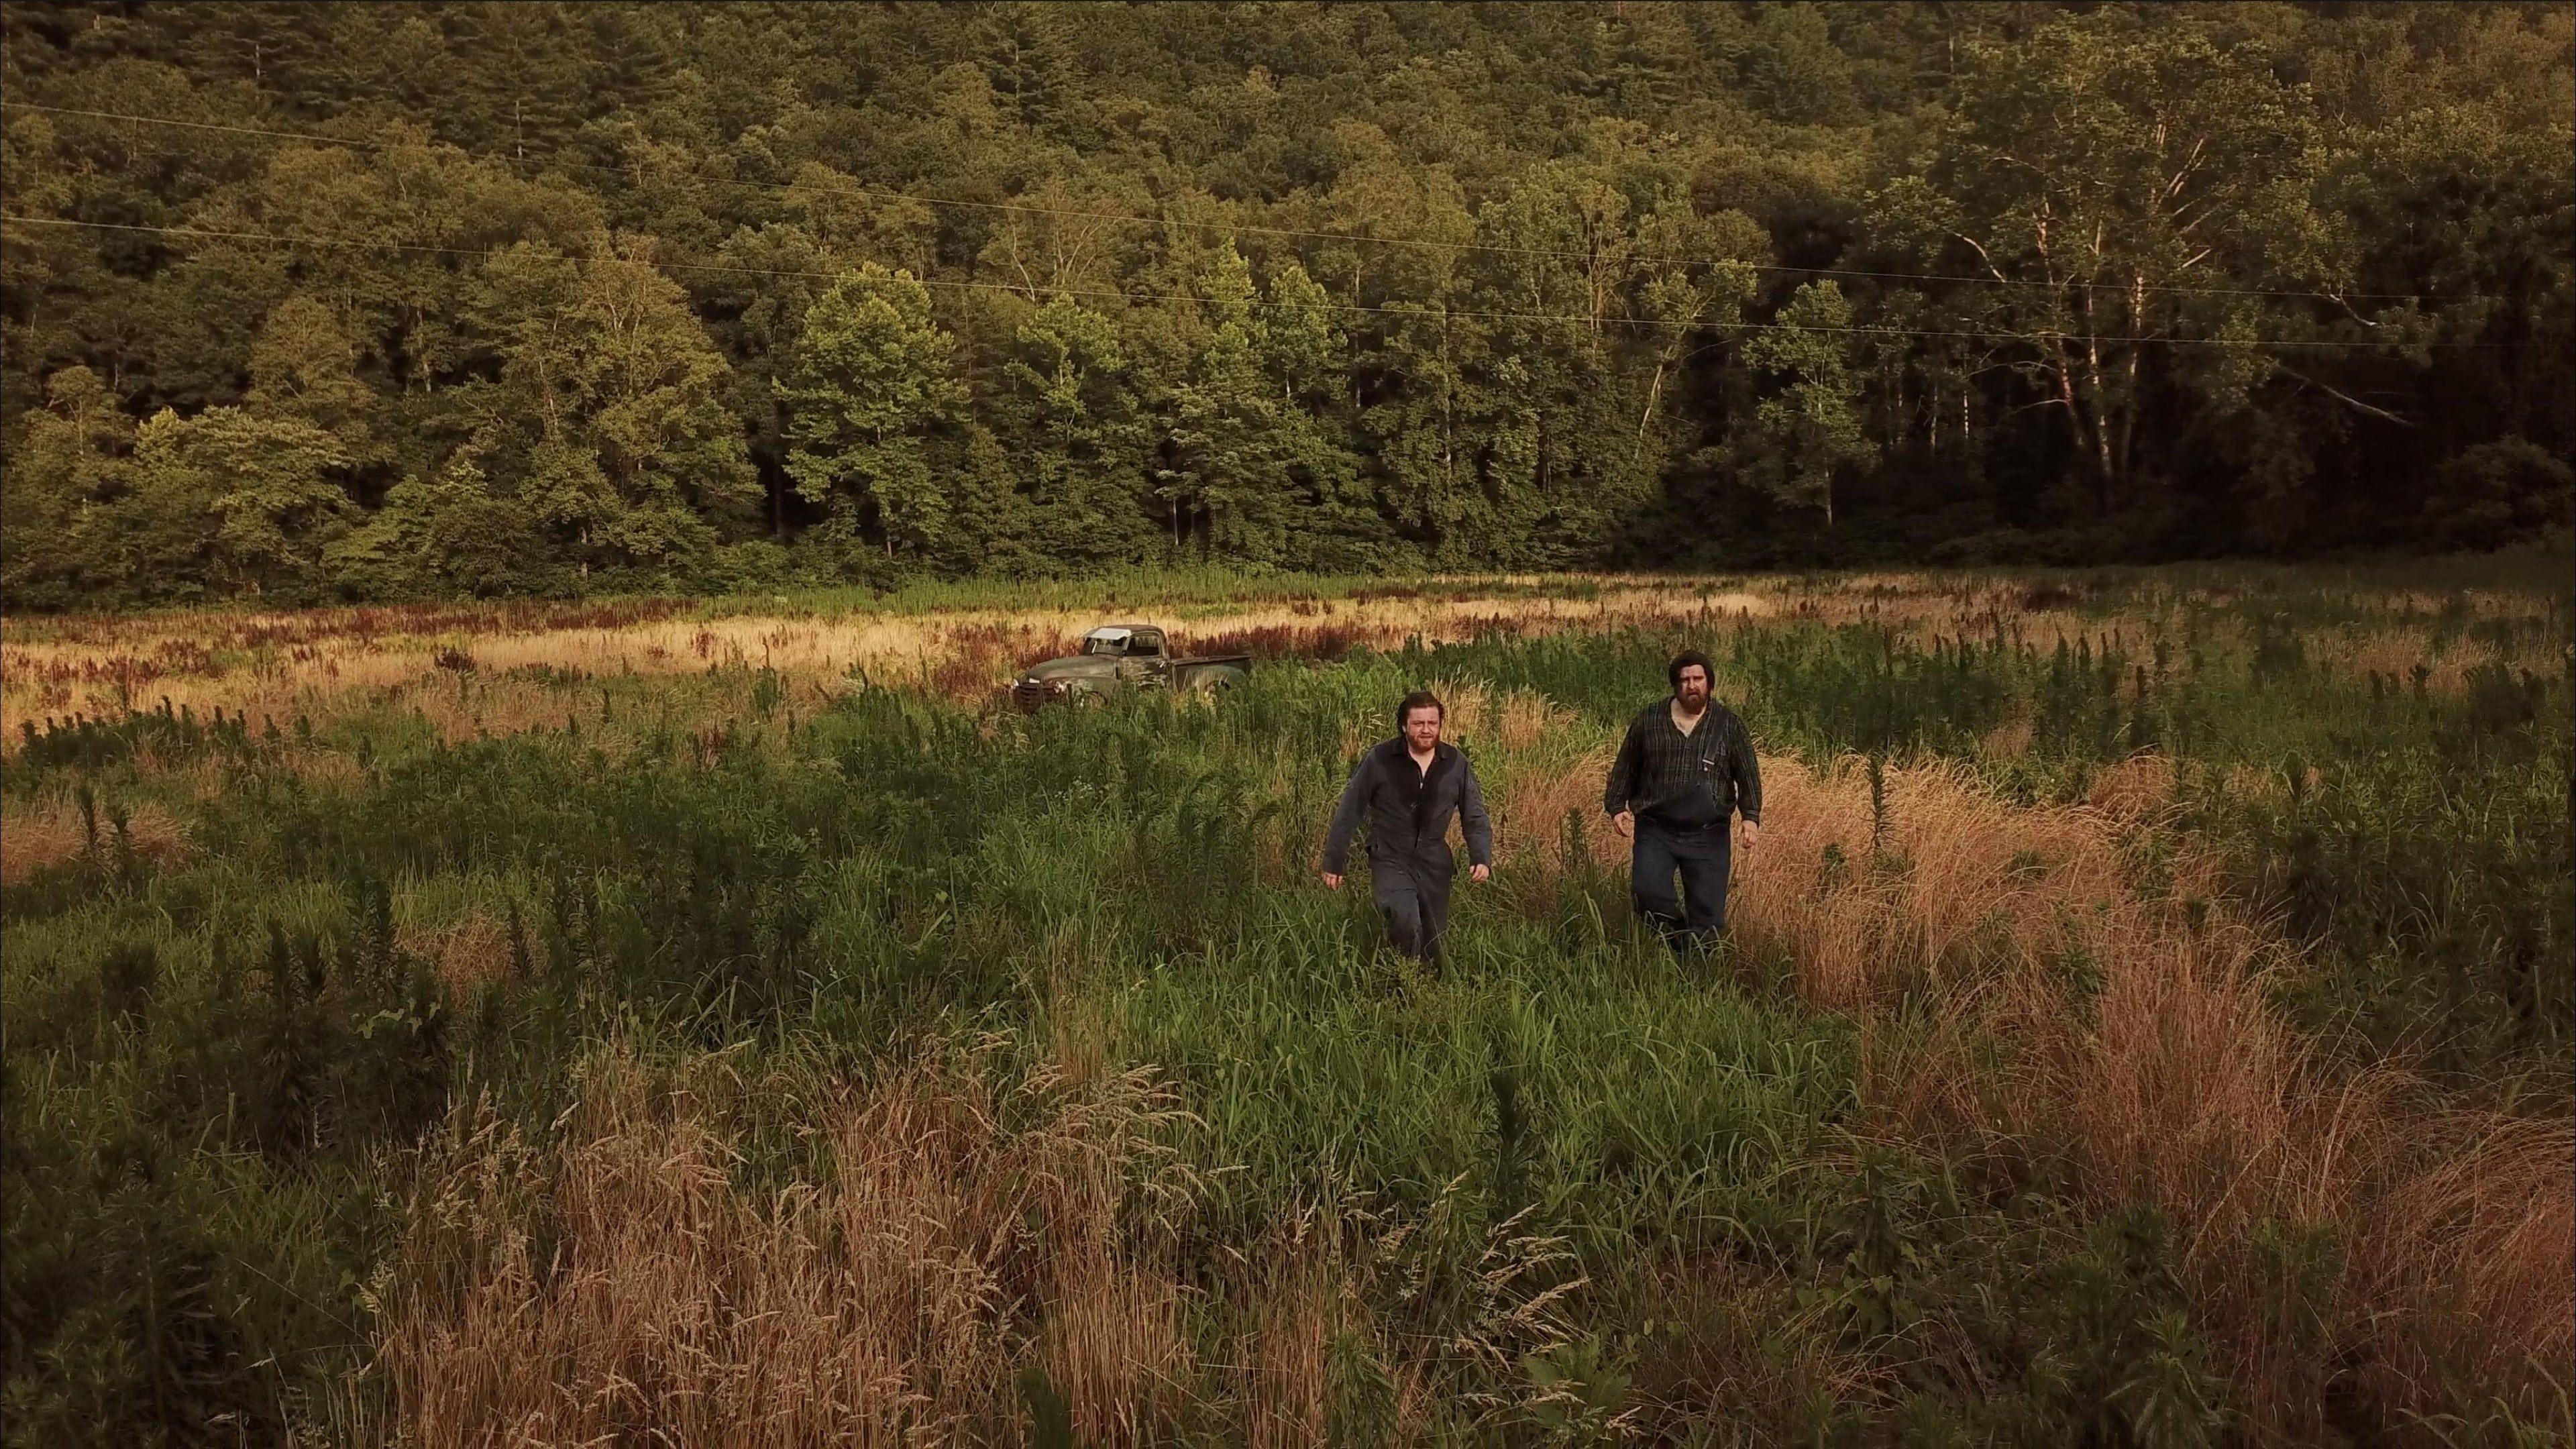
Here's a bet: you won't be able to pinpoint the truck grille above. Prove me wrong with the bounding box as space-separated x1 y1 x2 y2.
1012 680 1049 711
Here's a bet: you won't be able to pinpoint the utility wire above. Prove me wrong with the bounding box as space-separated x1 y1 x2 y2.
1 212 2501 350
1 99 2462 305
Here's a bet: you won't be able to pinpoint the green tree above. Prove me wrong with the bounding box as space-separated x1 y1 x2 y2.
1258 261 1379 569
326 456 551 599
1876 13 2337 513
470 238 758 574
191 407 354 597
245 295 378 458
2424 437 2576 550
1628 206 1767 468
3 1 2571 598
2337 99 2576 488
932 423 1036 575
1 368 135 609
1740 2 1860 125
777 264 967 561
702 223 845 537
1006 292 1140 564
1159 246 1299 560
444 1 595 158
1737 282 1876 527
91 408 226 607
974 1 1088 139
1363 303 1470 566
1464 170 1618 565
17 398 356 603
166 127 600 419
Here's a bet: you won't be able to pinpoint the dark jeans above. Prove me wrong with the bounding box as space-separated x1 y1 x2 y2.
1371 859 1452 962
1631 816 1731 951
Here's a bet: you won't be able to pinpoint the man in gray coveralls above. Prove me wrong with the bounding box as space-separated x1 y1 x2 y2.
1320 690 1494 962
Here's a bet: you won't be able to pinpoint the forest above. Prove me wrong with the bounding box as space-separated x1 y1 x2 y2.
1 1 2571 608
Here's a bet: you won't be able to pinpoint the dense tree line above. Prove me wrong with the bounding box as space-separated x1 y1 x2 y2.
1 1 2568 606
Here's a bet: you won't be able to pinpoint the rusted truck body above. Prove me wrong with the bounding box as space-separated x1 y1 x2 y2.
1011 625 1250 710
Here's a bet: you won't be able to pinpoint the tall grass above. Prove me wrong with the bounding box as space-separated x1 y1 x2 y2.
3 569 2568 1444
1404 606 2574 1090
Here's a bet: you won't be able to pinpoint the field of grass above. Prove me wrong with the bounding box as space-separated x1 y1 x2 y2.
4 558 2569 1446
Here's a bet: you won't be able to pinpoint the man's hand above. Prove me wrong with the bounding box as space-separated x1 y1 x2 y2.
1321 871 1344 890
1739 819 1760 851
1469 863 1491 883
1612 810 1635 839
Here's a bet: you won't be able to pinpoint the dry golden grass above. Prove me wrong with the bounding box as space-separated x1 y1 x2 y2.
2339 626 2507 690
1347 680 1580 766
377 1043 1594 1444
2351 1111 2575 1413
0 568 2195 744
1979 716 2035 759
1699 755 2145 1008
378 1044 1205 1447
376 1014 1651 1444
0 796 186 883
1591 751 2573 1428
10 567 2557 752
2084 751 2180 824
1239 1228 1331 1449
395 911 528 998
1493 743 2568 1426
1 587 1748 740
395 672 629 745
0 802 93 885
1494 696 1566 755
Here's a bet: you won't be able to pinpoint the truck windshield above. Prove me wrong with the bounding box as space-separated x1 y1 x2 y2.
1081 634 1130 656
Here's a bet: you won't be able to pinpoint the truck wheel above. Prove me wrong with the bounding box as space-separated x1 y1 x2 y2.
1073 689 1109 710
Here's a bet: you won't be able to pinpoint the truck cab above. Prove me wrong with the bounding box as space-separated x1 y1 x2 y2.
1012 625 1250 710
1081 625 1170 683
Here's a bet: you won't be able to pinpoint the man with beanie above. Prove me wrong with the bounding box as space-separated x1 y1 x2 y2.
1603 651 1762 953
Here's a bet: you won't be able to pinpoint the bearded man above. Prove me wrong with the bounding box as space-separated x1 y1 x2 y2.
1603 651 1762 952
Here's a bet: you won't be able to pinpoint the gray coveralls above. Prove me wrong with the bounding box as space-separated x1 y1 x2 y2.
1321 738 1495 961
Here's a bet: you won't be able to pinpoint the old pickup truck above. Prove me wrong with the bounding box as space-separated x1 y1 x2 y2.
1012 625 1250 710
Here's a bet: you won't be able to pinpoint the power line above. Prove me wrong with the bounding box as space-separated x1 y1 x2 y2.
1 212 2504 350
1 99 2461 305
4 103 385 155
